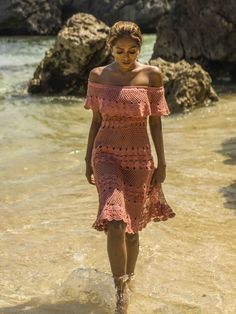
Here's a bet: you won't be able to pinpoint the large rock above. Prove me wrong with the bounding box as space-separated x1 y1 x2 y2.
0 0 71 35
28 13 111 95
0 0 174 35
152 0 236 80
149 58 218 113
66 0 174 32
27 11 218 113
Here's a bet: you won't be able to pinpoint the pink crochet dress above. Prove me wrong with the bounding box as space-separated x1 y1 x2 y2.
84 81 176 234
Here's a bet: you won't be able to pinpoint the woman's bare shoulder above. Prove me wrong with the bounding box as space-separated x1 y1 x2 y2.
140 64 163 87
88 65 111 83
132 63 163 87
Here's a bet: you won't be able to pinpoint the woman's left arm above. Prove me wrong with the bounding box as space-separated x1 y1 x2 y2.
149 116 167 184
148 66 167 183
149 116 166 167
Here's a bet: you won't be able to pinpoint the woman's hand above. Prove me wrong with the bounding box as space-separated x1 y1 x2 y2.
150 164 166 185
85 162 96 185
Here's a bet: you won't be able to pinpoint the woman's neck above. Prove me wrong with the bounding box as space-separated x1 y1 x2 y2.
113 61 138 73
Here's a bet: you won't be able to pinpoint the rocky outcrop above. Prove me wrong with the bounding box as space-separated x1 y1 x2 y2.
0 0 71 35
149 58 218 113
28 13 111 95
67 0 174 32
0 0 174 35
27 12 218 113
152 0 236 81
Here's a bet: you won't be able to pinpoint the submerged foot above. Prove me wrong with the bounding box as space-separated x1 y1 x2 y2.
126 273 135 292
113 274 130 314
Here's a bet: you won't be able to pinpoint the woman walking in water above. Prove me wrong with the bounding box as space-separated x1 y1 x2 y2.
84 21 176 313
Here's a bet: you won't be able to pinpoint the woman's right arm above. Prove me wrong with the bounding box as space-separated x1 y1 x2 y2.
85 67 102 162
85 110 102 163
84 68 102 184
84 111 102 185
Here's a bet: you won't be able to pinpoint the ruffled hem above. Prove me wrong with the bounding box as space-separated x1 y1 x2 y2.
151 203 176 221
92 204 133 234
92 202 176 235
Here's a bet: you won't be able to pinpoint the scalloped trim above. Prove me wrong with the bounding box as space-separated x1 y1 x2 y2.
92 201 176 234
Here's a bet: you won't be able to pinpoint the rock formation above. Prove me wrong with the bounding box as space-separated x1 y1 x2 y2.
67 0 174 32
152 0 236 81
28 13 111 95
0 0 174 35
0 0 72 35
27 12 218 113
150 58 218 113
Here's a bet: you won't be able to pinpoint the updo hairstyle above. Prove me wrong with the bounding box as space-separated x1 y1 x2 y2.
107 21 143 49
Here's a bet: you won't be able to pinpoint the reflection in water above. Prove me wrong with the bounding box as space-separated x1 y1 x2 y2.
0 36 236 314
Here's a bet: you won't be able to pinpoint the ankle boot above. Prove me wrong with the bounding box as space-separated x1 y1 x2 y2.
113 274 129 314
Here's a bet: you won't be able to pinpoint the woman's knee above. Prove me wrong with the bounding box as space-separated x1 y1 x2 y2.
107 220 126 238
125 232 139 242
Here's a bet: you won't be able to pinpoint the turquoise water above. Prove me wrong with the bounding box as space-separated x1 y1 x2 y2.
0 34 236 314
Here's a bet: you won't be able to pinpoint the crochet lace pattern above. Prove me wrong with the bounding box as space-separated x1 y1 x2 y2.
84 81 176 234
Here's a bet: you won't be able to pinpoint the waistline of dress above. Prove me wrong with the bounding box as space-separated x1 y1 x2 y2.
101 116 147 128
92 144 152 155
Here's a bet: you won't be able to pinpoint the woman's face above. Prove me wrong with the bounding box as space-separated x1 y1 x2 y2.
111 35 140 69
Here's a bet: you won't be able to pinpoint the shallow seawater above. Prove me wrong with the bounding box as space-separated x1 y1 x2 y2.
0 35 236 314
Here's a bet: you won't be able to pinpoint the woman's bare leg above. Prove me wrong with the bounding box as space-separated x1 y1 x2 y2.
125 232 139 275
107 220 129 313
107 220 127 276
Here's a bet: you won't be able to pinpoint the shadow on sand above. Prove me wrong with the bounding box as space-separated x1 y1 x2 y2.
218 136 236 211
0 299 109 314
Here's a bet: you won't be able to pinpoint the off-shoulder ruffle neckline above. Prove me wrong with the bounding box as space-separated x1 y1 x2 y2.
88 80 164 90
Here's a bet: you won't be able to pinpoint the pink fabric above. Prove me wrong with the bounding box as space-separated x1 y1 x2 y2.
84 81 176 234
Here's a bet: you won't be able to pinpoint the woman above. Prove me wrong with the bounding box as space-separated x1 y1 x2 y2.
84 21 176 313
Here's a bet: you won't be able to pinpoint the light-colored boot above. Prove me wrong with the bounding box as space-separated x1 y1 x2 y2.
113 274 130 314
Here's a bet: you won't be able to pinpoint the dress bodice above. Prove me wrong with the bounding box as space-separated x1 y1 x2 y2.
84 80 171 157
